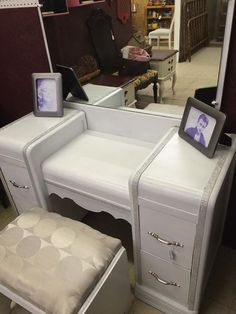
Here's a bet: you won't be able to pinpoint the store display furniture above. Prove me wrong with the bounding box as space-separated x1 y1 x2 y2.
0 103 235 314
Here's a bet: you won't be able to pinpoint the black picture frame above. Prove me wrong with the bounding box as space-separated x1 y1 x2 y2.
55 64 89 101
178 97 226 158
32 73 63 117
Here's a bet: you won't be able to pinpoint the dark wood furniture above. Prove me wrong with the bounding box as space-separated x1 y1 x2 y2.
81 71 158 104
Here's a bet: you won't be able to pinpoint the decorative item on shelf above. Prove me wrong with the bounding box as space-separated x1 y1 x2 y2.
67 0 105 7
32 73 64 118
39 0 68 16
131 1 137 13
178 97 226 158
152 20 158 29
116 0 130 24
160 0 166 6
152 11 157 17
67 0 80 7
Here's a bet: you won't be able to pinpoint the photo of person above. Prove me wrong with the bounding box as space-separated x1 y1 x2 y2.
36 78 57 112
184 107 216 148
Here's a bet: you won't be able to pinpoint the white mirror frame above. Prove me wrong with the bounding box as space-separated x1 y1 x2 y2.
216 0 235 110
174 0 235 110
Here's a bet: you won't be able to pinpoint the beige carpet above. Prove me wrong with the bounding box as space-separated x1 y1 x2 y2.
0 206 236 314
136 46 222 109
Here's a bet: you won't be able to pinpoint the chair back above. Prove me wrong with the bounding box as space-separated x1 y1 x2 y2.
169 12 175 33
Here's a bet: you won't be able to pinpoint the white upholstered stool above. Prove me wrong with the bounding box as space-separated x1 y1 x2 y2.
0 207 131 314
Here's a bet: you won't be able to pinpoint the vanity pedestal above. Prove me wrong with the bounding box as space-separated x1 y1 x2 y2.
0 108 85 214
134 130 236 314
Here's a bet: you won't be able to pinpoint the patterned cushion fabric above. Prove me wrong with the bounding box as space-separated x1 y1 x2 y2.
133 69 158 90
0 207 121 314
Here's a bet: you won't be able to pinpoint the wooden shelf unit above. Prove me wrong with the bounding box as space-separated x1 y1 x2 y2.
146 4 175 34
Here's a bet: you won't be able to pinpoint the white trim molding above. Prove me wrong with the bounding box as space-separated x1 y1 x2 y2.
0 0 39 9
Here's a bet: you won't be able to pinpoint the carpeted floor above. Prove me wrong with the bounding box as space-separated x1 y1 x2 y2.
136 46 222 110
0 206 236 314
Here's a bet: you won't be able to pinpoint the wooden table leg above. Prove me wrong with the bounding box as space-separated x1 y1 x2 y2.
153 76 158 103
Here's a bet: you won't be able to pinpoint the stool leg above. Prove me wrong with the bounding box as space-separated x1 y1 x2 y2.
153 79 158 103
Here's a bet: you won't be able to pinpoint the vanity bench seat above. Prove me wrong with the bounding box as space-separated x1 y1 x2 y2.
42 129 155 223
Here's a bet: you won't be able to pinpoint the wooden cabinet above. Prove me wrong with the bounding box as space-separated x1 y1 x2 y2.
146 3 175 34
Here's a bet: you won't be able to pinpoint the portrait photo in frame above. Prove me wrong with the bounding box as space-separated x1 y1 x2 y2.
178 97 226 158
32 73 63 117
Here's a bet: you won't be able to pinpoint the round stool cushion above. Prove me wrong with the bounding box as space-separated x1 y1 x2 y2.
0 207 121 314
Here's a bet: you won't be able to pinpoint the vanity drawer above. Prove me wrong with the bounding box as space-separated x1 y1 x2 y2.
140 206 196 269
150 54 177 78
140 250 190 305
0 162 36 200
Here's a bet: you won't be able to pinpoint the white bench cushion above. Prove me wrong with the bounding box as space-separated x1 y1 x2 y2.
42 130 154 209
149 28 170 37
0 207 121 314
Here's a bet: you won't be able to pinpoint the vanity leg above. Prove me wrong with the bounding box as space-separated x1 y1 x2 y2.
172 72 177 95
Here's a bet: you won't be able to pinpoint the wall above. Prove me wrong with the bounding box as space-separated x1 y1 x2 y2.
43 2 133 68
0 7 50 127
131 0 146 34
0 2 132 127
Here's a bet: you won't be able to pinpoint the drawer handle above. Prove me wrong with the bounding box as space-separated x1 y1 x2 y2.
9 180 29 189
149 271 181 287
148 231 184 247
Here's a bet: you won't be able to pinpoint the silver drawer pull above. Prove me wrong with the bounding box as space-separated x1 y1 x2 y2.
148 231 184 247
9 180 29 189
149 271 181 287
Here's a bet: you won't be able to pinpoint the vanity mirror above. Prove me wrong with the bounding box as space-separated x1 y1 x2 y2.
136 0 235 112
37 0 235 116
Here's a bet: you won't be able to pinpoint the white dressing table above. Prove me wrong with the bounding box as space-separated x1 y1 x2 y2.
0 102 235 314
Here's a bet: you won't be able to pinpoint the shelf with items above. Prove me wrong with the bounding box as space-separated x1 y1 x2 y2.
39 0 69 17
146 4 175 34
40 0 105 16
67 0 105 8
